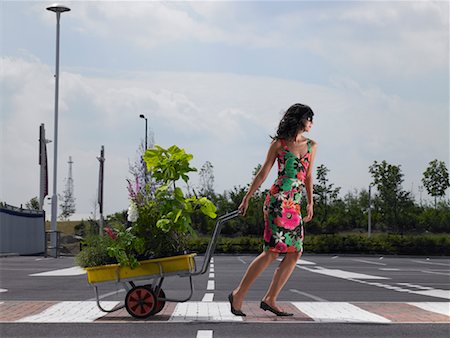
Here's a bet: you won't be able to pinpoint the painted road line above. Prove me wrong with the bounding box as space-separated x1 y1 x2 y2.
352 259 386 266
292 302 391 323
397 283 434 290
169 302 243 322
379 268 400 271
210 264 214 269
209 273 215 278
278 258 316 265
16 301 119 322
410 260 450 267
29 266 86 276
422 270 450 276
289 289 328 302
210 267 214 272
0 289 7 293
411 289 450 300
238 257 246 264
207 280 215 290
298 266 389 280
409 302 450 316
197 330 213 338
202 293 214 302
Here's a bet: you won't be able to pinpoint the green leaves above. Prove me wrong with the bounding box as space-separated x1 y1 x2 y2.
143 145 197 184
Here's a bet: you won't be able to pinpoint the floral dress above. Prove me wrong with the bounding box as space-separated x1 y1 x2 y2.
263 138 311 253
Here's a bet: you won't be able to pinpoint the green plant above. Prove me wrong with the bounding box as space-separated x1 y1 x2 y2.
77 144 218 269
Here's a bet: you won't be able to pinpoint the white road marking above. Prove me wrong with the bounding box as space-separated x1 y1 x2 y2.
379 268 400 271
298 266 388 280
207 280 215 290
29 266 86 276
169 302 243 322
292 302 391 323
278 258 316 265
411 289 450 300
0 288 8 293
197 330 213 338
237 257 246 264
352 259 386 266
331 256 339 259
209 273 215 279
421 270 450 276
409 302 450 316
411 260 450 267
210 258 214 263
210 264 214 269
202 293 214 302
210 267 214 272
289 289 328 301
396 283 433 290
16 301 118 322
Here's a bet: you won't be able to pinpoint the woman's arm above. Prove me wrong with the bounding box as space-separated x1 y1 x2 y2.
303 141 317 222
238 140 280 215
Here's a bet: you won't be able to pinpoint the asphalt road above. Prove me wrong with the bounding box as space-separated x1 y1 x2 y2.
0 253 449 338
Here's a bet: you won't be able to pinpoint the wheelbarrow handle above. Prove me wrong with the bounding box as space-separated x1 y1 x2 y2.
192 210 241 276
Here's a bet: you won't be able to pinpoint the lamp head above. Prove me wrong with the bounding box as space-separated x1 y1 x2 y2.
46 4 71 13
139 114 145 119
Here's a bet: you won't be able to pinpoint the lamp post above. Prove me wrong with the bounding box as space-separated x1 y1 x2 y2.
139 114 148 150
47 3 70 258
368 184 372 238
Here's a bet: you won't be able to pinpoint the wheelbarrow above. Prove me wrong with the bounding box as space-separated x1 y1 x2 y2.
84 210 240 319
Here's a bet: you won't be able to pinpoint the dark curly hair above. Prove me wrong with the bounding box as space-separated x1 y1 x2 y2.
272 103 314 140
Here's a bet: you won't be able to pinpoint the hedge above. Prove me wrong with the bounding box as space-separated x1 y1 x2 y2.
187 233 450 256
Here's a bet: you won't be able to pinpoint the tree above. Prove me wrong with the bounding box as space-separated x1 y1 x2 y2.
369 160 412 234
25 197 40 211
199 161 215 198
422 159 450 208
59 176 76 220
313 164 341 229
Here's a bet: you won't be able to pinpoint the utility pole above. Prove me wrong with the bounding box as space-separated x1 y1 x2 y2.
97 146 105 235
418 185 423 207
39 124 51 210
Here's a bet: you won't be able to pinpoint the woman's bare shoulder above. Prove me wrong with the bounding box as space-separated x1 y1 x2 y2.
270 138 283 150
309 138 318 147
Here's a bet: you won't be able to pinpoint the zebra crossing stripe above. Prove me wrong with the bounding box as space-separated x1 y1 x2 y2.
16 301 119 322
292 302 391 323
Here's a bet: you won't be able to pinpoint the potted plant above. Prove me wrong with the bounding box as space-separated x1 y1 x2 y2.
76 144 217 281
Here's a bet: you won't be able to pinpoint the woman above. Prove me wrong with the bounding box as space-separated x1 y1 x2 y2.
228 103 317 317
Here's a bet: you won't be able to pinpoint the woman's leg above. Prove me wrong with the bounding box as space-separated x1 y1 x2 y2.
262 252 302 310
231 250 279 310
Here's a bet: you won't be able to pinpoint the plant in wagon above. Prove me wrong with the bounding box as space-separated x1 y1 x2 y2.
76 144 217 269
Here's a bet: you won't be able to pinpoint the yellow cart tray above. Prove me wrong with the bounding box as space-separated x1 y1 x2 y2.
85 253 197 284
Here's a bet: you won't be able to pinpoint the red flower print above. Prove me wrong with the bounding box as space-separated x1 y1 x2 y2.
264 227 272 242
275 241 287 252
278 207 300 230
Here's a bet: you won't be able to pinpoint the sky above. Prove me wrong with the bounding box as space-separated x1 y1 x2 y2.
1 0 449 220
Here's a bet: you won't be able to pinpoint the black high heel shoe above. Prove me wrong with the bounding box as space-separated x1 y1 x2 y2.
260 301 293 316
228 292 246 317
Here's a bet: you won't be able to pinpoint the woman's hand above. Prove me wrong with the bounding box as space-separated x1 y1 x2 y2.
302 203 314 223
238 197 250 216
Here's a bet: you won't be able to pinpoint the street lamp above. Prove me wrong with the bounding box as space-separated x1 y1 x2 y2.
47 3 70 258
139 114 148 150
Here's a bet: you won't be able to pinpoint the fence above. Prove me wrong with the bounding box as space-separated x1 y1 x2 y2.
0 204 45 255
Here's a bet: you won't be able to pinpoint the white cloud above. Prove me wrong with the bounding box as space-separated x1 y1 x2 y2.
2 56 448 217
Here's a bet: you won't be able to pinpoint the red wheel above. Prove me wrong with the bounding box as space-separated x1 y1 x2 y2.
125 286 156 319
144 285 166 315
